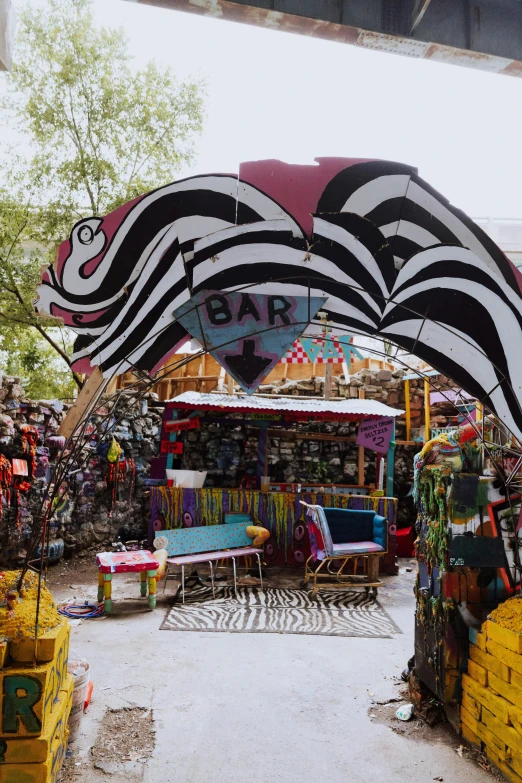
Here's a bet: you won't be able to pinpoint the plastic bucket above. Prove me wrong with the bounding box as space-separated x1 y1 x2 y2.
68 655 90 741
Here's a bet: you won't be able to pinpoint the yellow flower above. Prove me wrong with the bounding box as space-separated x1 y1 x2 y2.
0 570 60 642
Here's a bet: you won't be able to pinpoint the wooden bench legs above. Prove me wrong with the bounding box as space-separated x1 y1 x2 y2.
367 555 380 584
303 553 384 599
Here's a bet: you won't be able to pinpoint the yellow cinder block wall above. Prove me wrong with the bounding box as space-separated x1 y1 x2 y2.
462 622 522 783
0 622 72 783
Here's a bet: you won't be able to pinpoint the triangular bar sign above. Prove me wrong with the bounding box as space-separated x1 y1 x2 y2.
173 290 327 394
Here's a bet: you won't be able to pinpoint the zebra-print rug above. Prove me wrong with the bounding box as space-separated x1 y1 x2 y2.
160 586 402 638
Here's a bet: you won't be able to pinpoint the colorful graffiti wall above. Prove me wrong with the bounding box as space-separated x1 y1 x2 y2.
149 487 397 572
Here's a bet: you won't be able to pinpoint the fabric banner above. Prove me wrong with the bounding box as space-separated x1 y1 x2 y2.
281 334 363 364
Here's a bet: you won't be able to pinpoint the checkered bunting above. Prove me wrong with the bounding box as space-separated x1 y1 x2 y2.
281 336 351 364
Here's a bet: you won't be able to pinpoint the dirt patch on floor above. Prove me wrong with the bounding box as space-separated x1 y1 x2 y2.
91 707 155 773
368 688 502 780
60 707 155 780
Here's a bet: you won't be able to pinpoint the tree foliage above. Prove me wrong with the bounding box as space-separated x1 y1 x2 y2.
0 0 206 394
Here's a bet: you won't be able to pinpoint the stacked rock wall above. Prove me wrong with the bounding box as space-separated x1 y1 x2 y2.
66 392 163 557
0 375 162 565
0 364 462 560
181 367 433 527
0 374 66 562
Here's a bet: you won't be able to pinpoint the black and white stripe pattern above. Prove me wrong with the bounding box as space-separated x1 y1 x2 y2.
160 586 402 638
35 160 522 439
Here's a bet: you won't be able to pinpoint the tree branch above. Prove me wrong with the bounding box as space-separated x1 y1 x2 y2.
30 318 83 389
66 84 97 213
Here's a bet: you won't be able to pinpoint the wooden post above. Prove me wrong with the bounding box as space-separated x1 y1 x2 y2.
387 421 396 497
180 361 188 393
226 373 234 395
324 363 332 400
58 367 107 439
166 409 178 472
424 377 431 443
404 379 411 442
197 354 206 392
358 388 365 486
367 555 379 583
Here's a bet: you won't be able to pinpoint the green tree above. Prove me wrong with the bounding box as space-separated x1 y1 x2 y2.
0 0 205 393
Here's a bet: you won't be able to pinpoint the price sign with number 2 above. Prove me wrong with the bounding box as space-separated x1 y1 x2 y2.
356 417 395 454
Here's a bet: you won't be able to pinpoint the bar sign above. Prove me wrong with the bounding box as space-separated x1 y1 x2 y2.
164 417 200 433
160 441 184 455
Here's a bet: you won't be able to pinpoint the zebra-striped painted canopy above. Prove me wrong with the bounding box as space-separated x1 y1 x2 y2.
35 157 522 439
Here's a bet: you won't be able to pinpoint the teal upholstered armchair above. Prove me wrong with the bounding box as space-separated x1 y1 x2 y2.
302 504 388 598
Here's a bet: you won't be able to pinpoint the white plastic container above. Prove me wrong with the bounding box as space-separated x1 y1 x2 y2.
67 654 90 741
165 469 207 488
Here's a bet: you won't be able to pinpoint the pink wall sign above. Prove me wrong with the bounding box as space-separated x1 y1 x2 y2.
356 418 395 454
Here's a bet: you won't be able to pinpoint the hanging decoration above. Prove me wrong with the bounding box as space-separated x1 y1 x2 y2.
20 425 39 478
281 334 363 364
105 437 123 514
0 455 13 517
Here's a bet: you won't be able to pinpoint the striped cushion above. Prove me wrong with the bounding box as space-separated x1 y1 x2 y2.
331 541 384 555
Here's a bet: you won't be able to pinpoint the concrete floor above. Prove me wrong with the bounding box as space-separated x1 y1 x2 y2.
52 560 498 783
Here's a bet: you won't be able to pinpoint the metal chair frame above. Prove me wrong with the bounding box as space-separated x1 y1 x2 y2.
164 551 264 604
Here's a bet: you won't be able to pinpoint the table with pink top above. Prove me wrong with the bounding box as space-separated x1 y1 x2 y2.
96 550 158 613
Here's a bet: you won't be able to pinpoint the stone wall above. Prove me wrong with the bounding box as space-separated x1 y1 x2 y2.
181 366 462 528
64 392 164 557
0 364 460 562
0 374 66 562
0 376 163 565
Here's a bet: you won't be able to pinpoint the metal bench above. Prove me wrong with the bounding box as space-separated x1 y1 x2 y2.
155 523 264 603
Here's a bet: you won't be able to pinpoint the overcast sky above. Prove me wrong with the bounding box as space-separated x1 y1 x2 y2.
12 0 522 218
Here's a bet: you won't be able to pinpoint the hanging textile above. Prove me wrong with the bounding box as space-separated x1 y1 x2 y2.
0 455 13 518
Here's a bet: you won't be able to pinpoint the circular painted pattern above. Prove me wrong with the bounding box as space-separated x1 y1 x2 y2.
294 524 305 542
264 541 277 562
183 512 193 528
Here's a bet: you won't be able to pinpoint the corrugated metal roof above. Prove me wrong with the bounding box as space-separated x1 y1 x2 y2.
166 392 404 419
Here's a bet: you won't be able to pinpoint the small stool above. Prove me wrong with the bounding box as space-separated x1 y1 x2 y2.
96 550 159 614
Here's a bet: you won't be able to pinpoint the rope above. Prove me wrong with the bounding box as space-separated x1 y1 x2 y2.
58 602 105 619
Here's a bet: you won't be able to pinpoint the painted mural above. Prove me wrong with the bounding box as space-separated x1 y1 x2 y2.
413 423 522 703
149 486 397 572
35 158 522 440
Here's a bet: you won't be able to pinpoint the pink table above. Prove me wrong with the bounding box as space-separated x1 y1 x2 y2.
96 550 158 613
